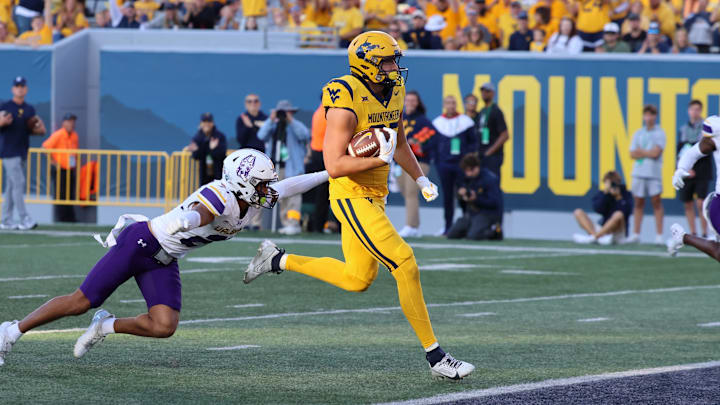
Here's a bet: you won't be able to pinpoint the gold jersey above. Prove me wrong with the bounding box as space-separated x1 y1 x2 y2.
322 74 405 199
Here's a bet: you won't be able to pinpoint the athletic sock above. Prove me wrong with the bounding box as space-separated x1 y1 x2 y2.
271 248 286 272
425 345 446 366
101 318 116 335
7 322 22 343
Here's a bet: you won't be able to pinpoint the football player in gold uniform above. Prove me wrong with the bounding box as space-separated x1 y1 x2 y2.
245 31 474 379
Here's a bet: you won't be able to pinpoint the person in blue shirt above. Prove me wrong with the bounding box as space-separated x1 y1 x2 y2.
183 112 227 186
508 11 532 50
257 99 310 235
0 76 46 230
572 171 634 245
447 154 502 240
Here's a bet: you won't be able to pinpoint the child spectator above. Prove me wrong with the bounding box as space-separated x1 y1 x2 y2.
622 13 647 51
546 16 583 54
461 25 489 51
572 171 633 245
596 22 631 52
13 0 45 35
14 15 51 45
672 28 698 53
508 10 531 50
530 28 545 51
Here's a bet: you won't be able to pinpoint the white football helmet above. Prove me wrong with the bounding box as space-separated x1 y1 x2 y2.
222 149 279 209
702 115 720 139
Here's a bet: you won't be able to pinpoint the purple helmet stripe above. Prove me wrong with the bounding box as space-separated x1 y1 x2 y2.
200 187 225 214
703 124 713 135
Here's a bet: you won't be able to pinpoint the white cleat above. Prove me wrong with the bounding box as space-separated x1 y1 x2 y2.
667 223 686 257
0 321 17 366
398 226 422 238
597 234 614 246
243 240 284 284
572 233 597 244
430 353 475 380
278 225 301 236
74 309 113 359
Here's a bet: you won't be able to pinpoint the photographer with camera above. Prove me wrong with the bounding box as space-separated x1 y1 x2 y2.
257 100 310 235
447 154 503 241
572 171 633 245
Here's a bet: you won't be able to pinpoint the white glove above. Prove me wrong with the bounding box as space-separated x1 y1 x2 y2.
165 210 201 235
416 176 439 202
672 168 690 190
376 127 397 164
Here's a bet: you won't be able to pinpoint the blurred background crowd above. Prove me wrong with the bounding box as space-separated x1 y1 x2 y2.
2 0 720 53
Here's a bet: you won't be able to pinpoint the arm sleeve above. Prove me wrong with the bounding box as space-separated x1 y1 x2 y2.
256 119 274 142
677 142 707 172
272 171 329 199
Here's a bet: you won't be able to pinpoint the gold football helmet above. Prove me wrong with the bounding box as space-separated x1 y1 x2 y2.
348 31 407 87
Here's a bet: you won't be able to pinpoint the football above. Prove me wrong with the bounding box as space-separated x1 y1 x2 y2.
26 115 40 131
347 128 392 158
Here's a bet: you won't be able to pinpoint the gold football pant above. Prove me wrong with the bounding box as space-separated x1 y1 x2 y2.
285 197 438 349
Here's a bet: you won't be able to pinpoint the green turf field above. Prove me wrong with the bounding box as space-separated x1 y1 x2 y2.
1 226 720 404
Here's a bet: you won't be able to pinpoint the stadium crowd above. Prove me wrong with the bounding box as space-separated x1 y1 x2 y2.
2 0 720 53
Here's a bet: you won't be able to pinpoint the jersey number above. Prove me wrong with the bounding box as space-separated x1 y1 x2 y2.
179 234 229 247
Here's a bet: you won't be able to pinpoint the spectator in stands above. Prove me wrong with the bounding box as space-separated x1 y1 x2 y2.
531 6 555 42
403 10 442 49
257 100 310 235
388 22 408 50
236 93 267 152
672 28 698 53
330 0 363 47
468 0 498 44
684 0 713 53
114 2 141 28
431 95 476 236
185 0 217 29
134 0 161 23
546 16 583 53
94 6 112 28
363 0 395 31
241 0 268 30
622 13 647 52
12 0 44 34
398 90 436 238
596 22 631 52
460 25 489 50
644 0 676 38
448 154 502 241
1 0 18 37
530 28 546 51
42 113 79 223
0 76 45 230
628 104 665 245
307 0 332 27
638 21 670 53
216 0 242 30
464 94 478 121
622 2 649 34
423 0 459 42
677 100 710 238
184 113 227 186
14 14 51 45
424 14 446 48
572 171 633 245
0 21 15 43
610 0 630 25
571 0 609 51
443 35 459 49
54 0 88 38
508 11 531 50
270 7 288 30
528 0 567 25
496 1 521 49
143 2 184 29
476 81 507 182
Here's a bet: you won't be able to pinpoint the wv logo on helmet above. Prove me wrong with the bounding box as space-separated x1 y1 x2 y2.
327 87 341 103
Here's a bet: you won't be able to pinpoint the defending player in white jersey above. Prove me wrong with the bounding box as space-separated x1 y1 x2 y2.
668 116 720 258
0 149 328 366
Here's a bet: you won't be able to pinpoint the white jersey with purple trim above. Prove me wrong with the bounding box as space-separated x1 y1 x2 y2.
150 180 259 258
702 116 720 192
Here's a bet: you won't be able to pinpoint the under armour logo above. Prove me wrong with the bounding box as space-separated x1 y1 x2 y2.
327 88 341 103
137 239 147 248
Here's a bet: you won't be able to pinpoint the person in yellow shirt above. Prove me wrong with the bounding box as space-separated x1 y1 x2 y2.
54 0 88 37
497 0 521 48
530 27 546 50
609 0 630 23
529 0 569 24
287 5 324 46
491 0 512 20
330 0 363 46
0 21 14 42
242 0 268 28
0 0 18 36
423 0 459 40
621 2 650 33
387 21 409 49
571 0 610 50
461 25 490 50
459 3 494 45
307 0 332 26
363 0 395 30
643 0 675 37
15 15 52 45
133 0 160 22
532 6 558 41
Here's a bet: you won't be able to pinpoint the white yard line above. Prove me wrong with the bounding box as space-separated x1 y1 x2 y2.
119 299 146 304
206 345 260 351
697 322 720 327
418 264 492 271
227 303 265 309
374 360 720 405
578 317 611 323
0 242 97 249
0 268 236 283
425 253 583 262
26 327 86 335
501 270 577 276
457 312 496 317
20 284 720 334
8 294 48 299
186 257 252 264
